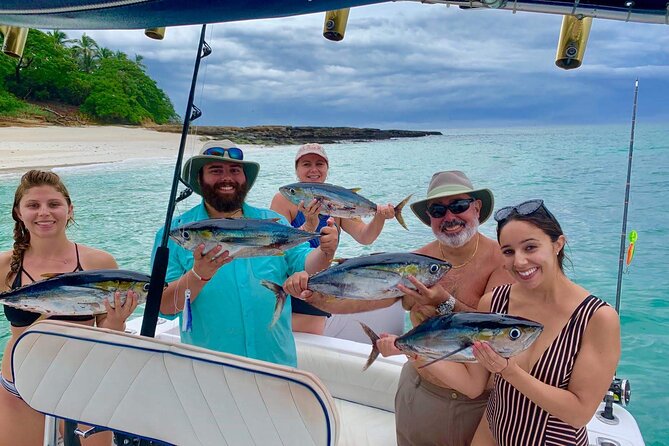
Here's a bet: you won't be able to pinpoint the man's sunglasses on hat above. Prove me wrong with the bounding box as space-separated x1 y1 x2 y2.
203 146 244 160
427 198 475 219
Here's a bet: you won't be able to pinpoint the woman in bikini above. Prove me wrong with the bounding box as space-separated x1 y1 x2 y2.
0 170 139 446
377 199 621 446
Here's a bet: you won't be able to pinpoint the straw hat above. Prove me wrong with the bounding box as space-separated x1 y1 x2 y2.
182 140 260 197
410 170 494 226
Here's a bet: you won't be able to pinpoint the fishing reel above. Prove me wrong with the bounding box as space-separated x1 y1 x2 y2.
609 377 631 407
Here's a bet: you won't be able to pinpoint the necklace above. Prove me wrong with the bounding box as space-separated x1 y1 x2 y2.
439 234 480 269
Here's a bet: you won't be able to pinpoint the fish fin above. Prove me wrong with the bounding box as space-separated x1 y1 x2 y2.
394 193 413 231
330 257 348 264
359 322 381 371
349 187 362 193
40 272 64 279
417 344 470 369
260 280 286 328
270 217 281 222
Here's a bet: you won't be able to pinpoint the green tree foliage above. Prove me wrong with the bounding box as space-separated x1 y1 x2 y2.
0 29 177 124
82 57 178 124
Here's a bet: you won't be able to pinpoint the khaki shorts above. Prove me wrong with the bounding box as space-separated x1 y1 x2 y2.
395 362 490 446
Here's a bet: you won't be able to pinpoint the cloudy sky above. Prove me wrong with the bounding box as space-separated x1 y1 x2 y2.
66 3 668 130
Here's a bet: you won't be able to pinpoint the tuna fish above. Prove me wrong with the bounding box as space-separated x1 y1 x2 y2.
168 218 320 258
0 269 151 316
261 252 452 326
279 182 412 230
361 312 543 370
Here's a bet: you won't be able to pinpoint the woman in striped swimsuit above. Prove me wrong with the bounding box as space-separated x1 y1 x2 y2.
412 199 621 446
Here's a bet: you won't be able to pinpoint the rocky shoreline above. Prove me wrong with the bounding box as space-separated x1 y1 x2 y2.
155 125 442 145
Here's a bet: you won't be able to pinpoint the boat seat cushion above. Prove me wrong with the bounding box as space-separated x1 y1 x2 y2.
12 321 339 446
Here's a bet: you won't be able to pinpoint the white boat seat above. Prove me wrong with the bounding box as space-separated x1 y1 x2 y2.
295 333 405 445
12 321 339 446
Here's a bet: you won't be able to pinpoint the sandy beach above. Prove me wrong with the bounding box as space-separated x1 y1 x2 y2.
0 126 205 173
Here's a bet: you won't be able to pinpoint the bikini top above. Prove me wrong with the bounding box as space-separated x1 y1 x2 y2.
3 243 95 327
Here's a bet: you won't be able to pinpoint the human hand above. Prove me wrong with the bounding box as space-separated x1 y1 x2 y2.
100 290 139 331
398 275 449 307
193 243 231 281
283 271 309 297
376 334 403 357
375 204 395 220
318 218 339 258
473 341 510 375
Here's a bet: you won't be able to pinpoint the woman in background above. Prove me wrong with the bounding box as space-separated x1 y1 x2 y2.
0 170 138 446
270 143 401 337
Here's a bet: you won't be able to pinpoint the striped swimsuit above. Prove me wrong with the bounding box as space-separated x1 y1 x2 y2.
486 284 608 446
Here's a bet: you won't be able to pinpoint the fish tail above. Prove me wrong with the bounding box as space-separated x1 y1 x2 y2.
260 280 286 328
394 194 413 231
359 321 381 371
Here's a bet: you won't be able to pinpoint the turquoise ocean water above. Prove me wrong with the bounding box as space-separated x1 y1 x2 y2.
1 124 667 443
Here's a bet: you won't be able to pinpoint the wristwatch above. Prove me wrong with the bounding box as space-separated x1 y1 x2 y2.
436 296 456 316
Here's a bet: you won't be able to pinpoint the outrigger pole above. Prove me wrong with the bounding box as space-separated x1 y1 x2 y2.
140 24 211 337
614 78 639 314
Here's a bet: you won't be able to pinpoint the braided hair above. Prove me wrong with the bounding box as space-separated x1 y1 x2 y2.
5 170 74 286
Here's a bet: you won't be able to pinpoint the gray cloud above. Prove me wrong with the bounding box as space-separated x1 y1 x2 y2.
64 3 667 129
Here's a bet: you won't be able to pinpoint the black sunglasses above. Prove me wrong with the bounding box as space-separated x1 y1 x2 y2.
427 198 475 219
203 146 244 160
494 199 544 222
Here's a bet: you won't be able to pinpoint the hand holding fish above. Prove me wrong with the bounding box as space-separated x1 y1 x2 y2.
399 275 450 309
283 271 309 298
318 218 339 258
473 340 511 375
98 290 139 331
375 204 396 221
298 199 323 232
376 333 404 357
193 243 231 281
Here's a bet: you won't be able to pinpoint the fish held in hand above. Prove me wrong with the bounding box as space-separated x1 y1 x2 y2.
169 217 320 258
361 312 543 370
0 270 151 316
279 182 412 230
262 252 452 327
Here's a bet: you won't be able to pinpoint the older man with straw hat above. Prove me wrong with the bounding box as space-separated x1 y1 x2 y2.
375 170 513 446
151 140 339 367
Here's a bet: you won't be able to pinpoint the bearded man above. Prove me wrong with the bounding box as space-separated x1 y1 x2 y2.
151 140 339 367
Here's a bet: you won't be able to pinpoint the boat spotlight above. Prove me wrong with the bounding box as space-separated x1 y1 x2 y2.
145 27 166 40
480 0 508 8
323 9 350 42
555 15 592 70
1 26 29 59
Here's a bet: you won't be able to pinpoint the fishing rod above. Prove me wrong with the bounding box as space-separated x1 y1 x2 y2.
614 78 639 314
140 24 210 338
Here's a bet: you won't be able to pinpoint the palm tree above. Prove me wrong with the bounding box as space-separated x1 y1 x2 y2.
70 33 100 73
134 54 147 71
98 47 115 60
46 29 74 47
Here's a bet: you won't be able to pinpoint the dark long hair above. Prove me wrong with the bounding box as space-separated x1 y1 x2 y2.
5 170 74 286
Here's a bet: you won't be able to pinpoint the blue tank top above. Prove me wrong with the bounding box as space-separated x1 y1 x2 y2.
291 211 330 248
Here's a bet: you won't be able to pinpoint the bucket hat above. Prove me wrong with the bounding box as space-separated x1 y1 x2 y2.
410 170 494 226
182 140 260 197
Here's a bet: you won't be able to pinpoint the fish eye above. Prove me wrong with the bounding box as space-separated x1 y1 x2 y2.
182 230 190 240
429 264 440 274
143 283 150 292
509 328 522 340
289 188 296 195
